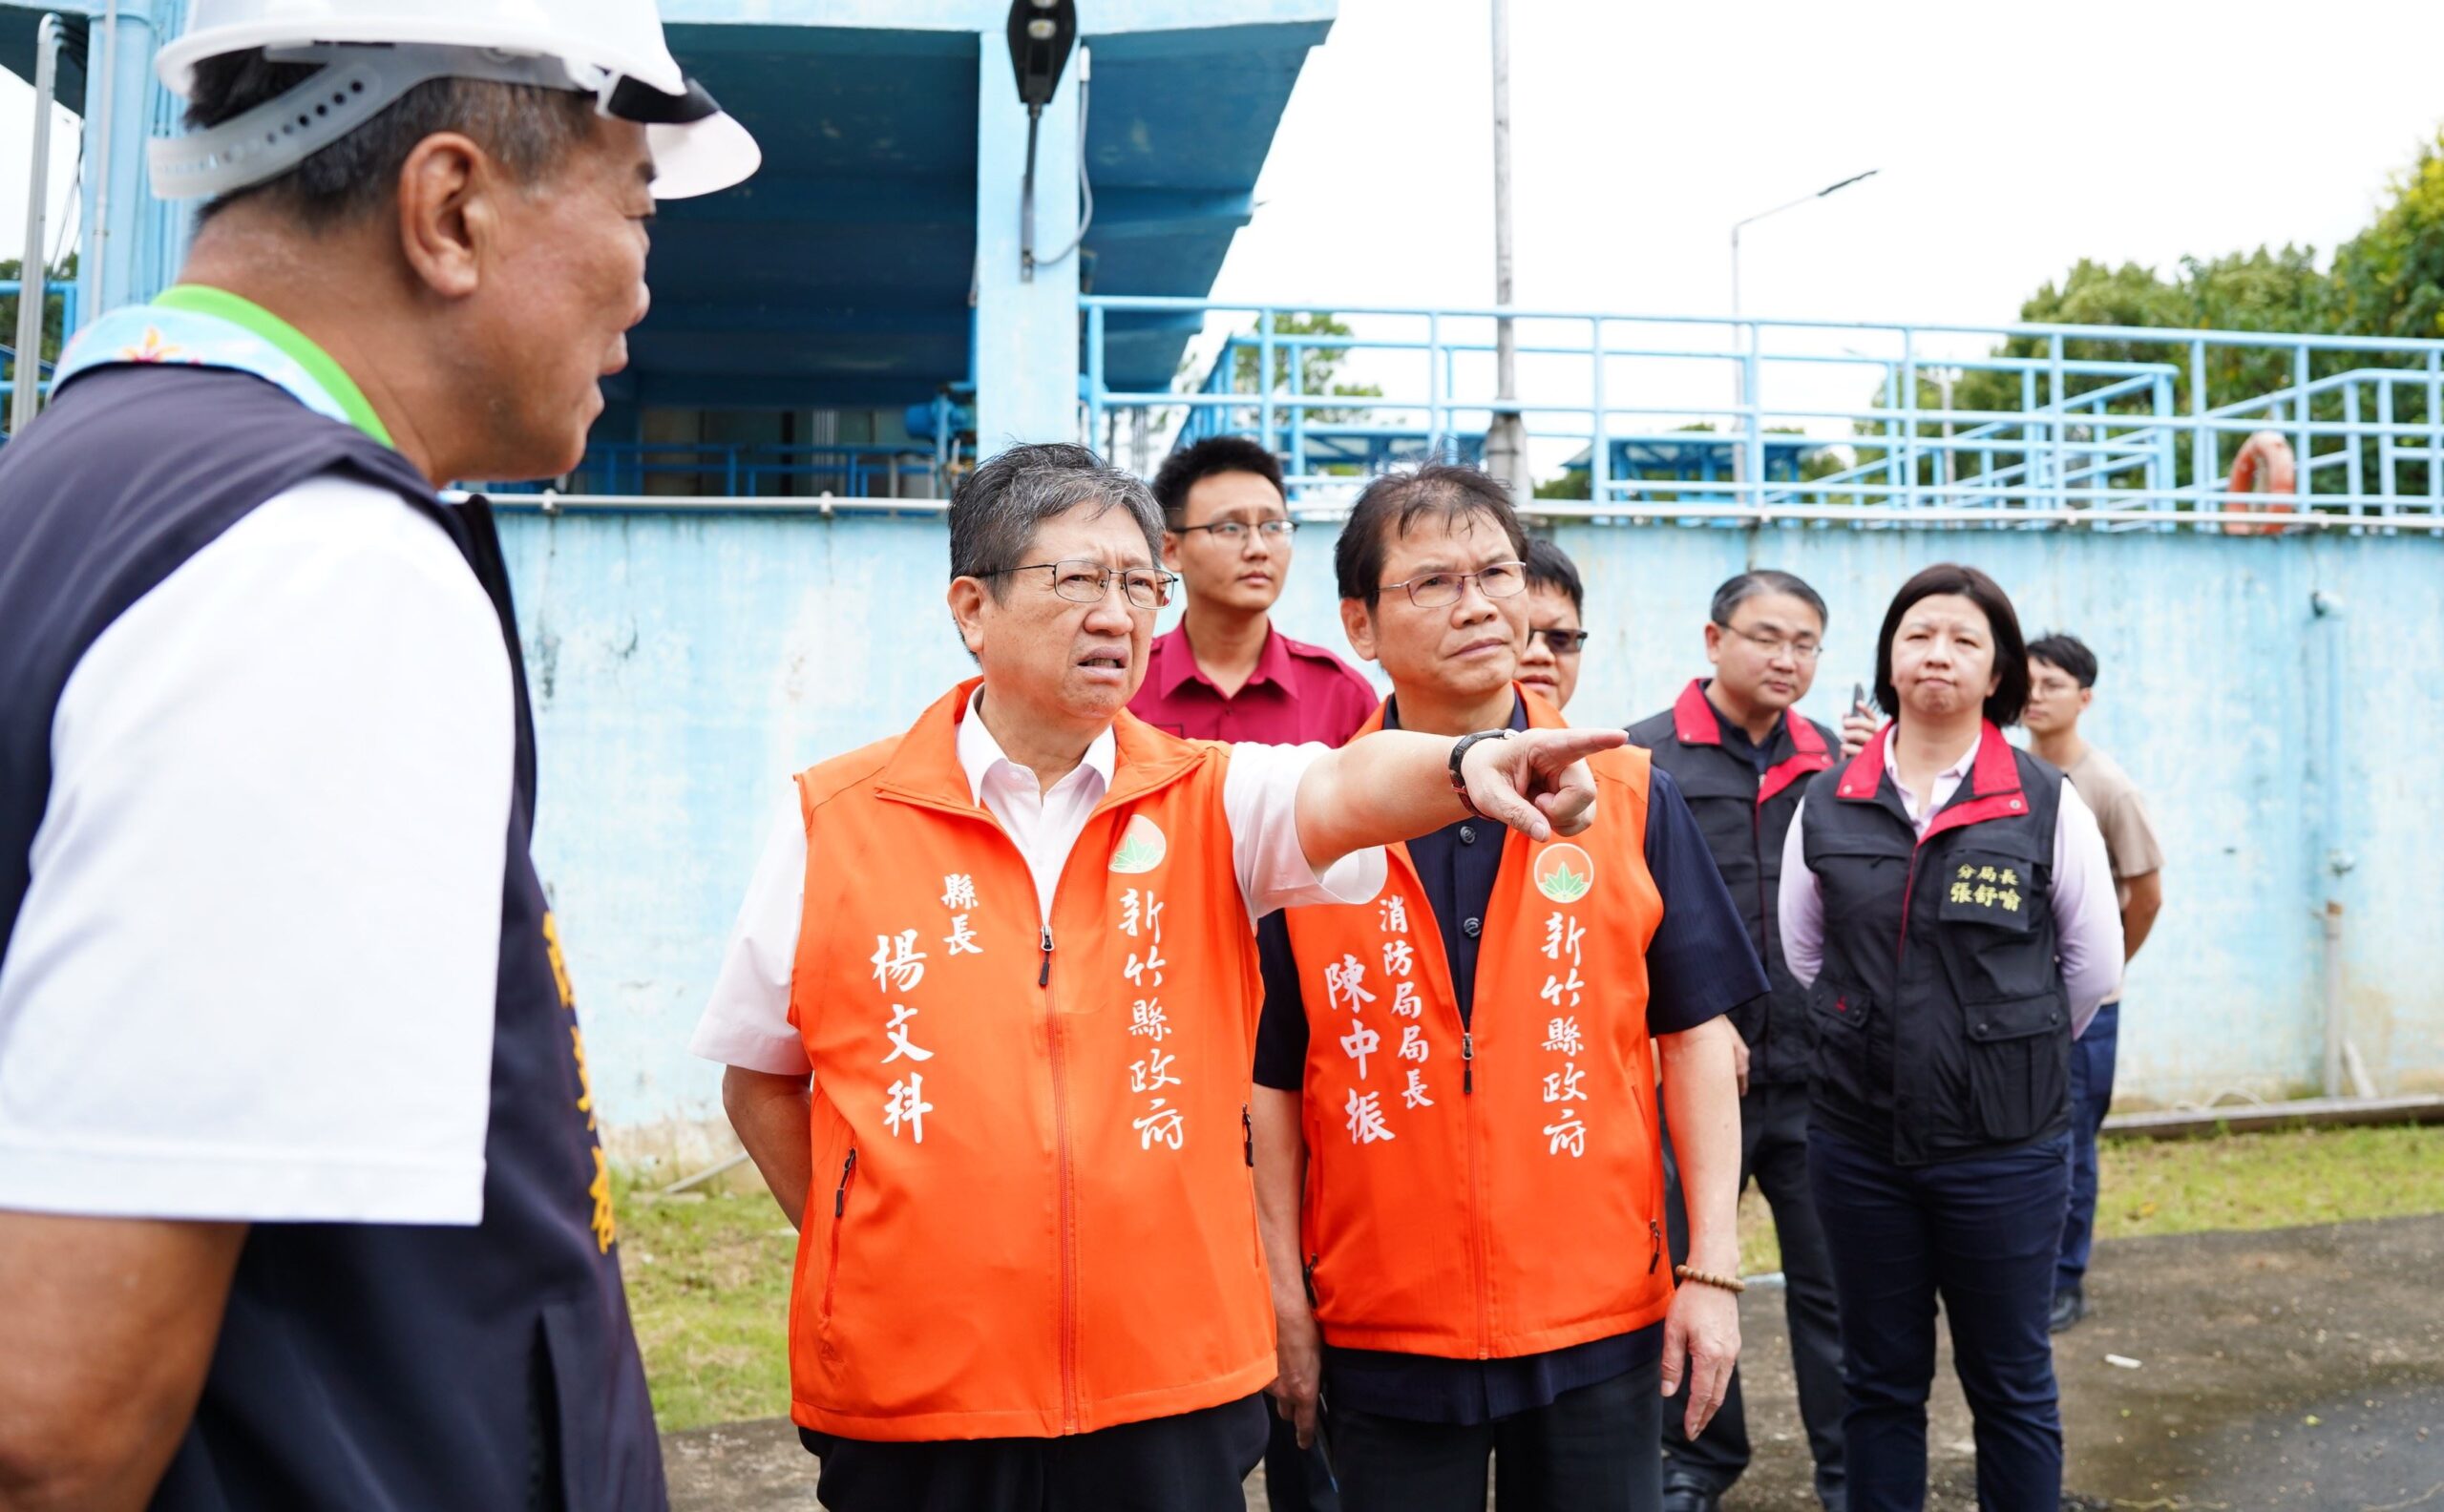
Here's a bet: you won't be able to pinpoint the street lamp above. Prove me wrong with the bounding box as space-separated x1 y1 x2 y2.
1729 168 1878 321
1726 168 1878 483
1007 0 1080 283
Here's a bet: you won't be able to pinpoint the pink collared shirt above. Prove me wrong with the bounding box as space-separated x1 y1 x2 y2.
1128 621 1380 746
1779 727 2121 1035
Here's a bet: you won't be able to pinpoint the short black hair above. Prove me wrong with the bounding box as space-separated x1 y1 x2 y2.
185 49 599 229
1149 436 1286 529
1710 569 1827 632
1872 562 2030 725
1523 537 1584 614
2027 632 2098 689
1335 462 1528 607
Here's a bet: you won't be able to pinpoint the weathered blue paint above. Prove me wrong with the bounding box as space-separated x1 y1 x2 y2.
496 511 2443 1157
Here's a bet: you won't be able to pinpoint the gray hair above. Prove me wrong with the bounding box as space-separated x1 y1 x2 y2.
950 442 1165 596
1710 569 1828 631
185 50 600 229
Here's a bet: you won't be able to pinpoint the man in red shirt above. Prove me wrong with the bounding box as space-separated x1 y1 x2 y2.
1130 436 1379 746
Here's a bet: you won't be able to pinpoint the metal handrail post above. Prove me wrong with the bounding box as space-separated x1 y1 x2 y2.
2377 376 2397 516
1588 315 1610 509
2431 350 2442 505
2293 344 2312 511
1742 323 1764 496
1085 302 1106 450
2190 339 2210 508
1427 311 1444 447
2345 382 2365 518
1257 309 1276 456
2047 334 2067 514
1901 327 1920 509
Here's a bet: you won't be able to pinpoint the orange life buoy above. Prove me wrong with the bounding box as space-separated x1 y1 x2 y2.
2222 430 2296 536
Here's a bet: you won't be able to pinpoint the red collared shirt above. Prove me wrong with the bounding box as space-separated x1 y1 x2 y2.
1128 621 1380 746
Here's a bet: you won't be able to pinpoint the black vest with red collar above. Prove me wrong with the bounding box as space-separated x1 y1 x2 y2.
1626 681 1835 1086
1797 723 2070 1167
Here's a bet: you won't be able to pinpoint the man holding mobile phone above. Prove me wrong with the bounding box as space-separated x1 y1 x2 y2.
1627 571 1848 1512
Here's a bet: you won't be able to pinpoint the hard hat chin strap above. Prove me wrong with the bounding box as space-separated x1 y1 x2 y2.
148 43 696 200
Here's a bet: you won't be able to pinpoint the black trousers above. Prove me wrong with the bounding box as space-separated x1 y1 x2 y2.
1329 1356 1663 1512
796 1393 1268 1512
1660 1079 1847 1507
1809 1128 2069 1512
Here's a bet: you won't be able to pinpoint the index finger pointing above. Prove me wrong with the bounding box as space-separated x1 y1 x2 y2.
1522 727 1628 767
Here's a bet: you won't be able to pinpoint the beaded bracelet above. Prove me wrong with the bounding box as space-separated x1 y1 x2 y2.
1673 1264 1747 1294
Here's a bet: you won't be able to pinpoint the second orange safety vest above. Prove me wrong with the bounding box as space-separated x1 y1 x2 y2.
784 680 1273 1440
1280 691 1675 1358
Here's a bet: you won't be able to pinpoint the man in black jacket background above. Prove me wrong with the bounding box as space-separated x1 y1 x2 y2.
1627 570 1847 1512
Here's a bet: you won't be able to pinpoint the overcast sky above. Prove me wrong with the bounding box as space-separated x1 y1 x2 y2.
9 0 2442 455
1218 0 2444 324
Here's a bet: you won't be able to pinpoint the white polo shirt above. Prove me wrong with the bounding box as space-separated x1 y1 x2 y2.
0 291 510 1225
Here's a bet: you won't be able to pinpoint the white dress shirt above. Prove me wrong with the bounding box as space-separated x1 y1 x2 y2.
1779 727 2122 1035
689 690 1386 1077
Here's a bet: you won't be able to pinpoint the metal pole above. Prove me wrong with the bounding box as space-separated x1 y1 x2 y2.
1484 0 1528 505
1724 170 1877 492
11 13 62 435
1729 226 1743 481
92 0 122 313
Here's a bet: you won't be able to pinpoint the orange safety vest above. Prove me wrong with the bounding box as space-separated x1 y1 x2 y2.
785 679 1273 1440
1280 690 1675 1358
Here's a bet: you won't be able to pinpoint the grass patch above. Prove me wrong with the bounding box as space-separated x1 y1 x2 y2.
622 1126 2444 1430
1738 1121 2444 1276
617 1184 797 1434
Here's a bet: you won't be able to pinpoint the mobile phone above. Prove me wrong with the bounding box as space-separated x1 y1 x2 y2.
1851 681 1870 717
1312 1392 1340 1490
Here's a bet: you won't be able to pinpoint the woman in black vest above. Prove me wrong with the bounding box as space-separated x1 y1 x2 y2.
1777 564 2120 1512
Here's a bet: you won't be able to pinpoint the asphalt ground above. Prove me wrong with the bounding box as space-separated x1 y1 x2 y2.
663 1214 2444 1511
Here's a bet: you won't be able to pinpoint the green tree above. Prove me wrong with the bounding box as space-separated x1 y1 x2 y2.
0 255 78 368
2328 133 2444 340
1227 311 1381 425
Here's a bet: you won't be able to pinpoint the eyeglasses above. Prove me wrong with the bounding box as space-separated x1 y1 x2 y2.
1720 624 1823 662
1529 628 1590 655
1176 518 1298 543
979 559 1180 611
1381 559 1528 609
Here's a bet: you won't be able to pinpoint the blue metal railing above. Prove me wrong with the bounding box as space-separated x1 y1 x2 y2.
471 440 953 500
0 281 82 437
1080 296 2444 531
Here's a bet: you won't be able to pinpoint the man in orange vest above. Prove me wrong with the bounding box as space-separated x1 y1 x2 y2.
689 443 1624 1512
1253 464 1758 1512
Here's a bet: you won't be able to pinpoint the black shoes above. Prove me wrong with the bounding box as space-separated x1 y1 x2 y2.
2049 1285 2087 1333
1660 1482 1722 1512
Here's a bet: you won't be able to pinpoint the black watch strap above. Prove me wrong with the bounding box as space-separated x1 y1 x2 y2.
1447 729 1514 818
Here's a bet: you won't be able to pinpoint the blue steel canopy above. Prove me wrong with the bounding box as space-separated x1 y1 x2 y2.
633 13 1329 410
0 2 1330 415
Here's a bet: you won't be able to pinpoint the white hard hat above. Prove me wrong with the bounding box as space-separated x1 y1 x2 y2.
150 0 759 200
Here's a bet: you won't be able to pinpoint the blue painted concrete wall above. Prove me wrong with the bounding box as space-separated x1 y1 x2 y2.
495 512 2444 1164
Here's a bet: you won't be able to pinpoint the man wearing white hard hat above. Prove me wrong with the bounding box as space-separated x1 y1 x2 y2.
0 2 754 1506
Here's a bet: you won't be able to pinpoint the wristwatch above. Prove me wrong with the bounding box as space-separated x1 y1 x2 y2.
1447 729 1514 819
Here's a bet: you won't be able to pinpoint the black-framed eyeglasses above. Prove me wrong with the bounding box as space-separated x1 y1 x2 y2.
1530 627 1591 655
1380 559 1528 609
979 559 1180 611
1717 623 1823 662
1175 518 1298 543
